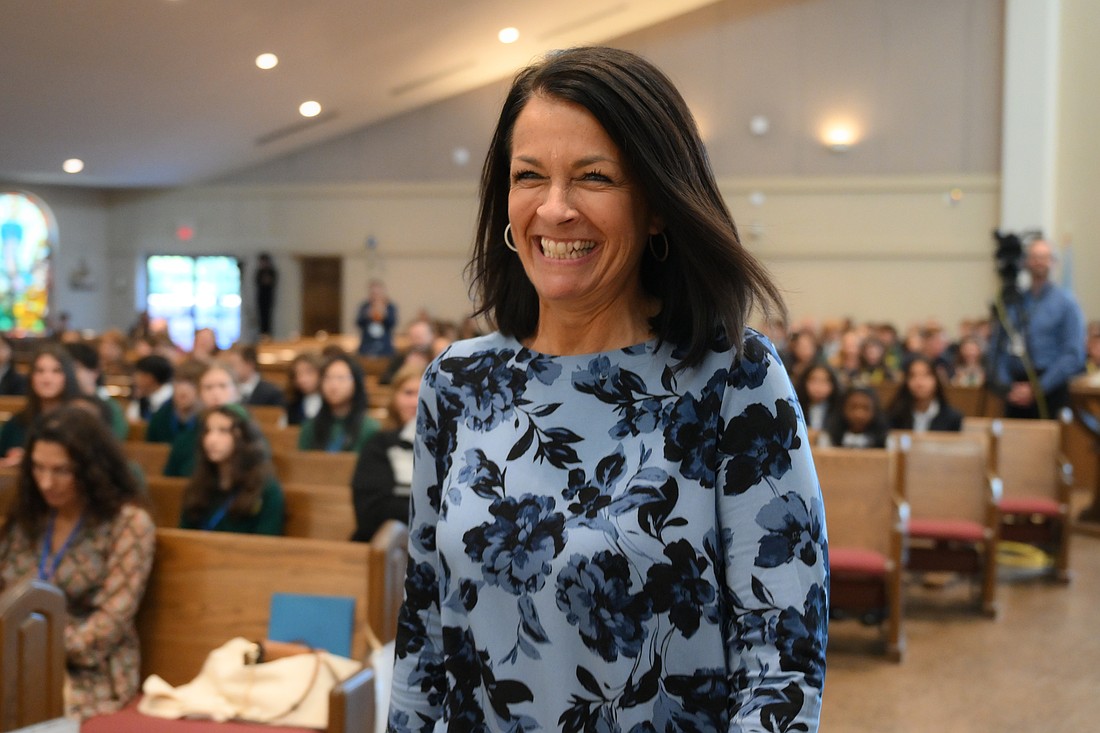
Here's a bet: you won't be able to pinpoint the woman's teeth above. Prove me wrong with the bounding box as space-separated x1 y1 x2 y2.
539 237 596 259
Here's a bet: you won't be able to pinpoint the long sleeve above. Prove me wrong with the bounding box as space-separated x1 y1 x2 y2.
1033 290 1086 393
65 505 156 669
715 341 828 731
252 476 286 535
387 368 447 730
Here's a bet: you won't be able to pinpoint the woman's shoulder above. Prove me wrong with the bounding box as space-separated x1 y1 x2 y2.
114 502 156 534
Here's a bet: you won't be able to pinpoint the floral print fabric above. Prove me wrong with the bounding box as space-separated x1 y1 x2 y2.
389 330 827 732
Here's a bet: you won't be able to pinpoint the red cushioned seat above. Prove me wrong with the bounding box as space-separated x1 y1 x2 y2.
999 496 1063 517
828 547 888 578
907 518 985 543
82 696 320 733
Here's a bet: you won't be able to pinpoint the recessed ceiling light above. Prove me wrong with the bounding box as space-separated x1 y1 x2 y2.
62 158 84 174
299 101 322 118
255 53 278 70
498 27 520 44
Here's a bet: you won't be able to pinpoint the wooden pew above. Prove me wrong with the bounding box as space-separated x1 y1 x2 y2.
85 525 408 733
0 395 25 423
272 450 357 487
145 476 355 543
248 404 287 432
122 441 172 479
0 580 66 730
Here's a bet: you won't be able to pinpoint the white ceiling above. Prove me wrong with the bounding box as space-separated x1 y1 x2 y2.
0 0 721 189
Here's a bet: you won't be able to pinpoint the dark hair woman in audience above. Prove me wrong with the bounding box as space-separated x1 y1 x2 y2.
0 405 155 719
179 404 284 535
796 360 843 432
887 354 963 432
823 385 890 448
297 352 379 452
349 364 422 542
284 351 324 426
0 343 83 467
389 46 826 732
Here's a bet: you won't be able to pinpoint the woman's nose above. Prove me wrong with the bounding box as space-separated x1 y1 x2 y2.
536 182 576 223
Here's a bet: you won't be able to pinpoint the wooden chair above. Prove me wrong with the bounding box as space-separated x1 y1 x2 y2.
894 430 1002 617
272 450 358 487
966 413 1074 582
122 441 172 479
814 446 906 661
0 580 66 731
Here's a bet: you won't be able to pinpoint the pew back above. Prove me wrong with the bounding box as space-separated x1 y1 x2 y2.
137 529 382 686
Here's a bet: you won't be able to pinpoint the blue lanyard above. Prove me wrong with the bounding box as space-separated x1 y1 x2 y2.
203 491 238 531
38 512 85 582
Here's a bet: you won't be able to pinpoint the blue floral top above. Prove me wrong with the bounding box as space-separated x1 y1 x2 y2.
389 329 828 733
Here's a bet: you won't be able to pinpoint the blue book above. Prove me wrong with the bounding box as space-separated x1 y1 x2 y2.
267 593 356 657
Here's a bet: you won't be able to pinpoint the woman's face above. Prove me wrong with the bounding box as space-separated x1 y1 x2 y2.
31 440 81 514
202 412 236 467
843 392 875 433
321 360 355 408
907 361 937 403
293 361 320 394
32 354 66 401
507 95 658 316
200 367 239 408
805 368 834 404
959 340 983 366
394 378 420 425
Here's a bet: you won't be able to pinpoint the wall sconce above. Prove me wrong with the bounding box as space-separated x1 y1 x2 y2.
822 125 857 153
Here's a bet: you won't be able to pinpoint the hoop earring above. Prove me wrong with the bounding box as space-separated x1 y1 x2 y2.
504 223 518 253
649 231 669 262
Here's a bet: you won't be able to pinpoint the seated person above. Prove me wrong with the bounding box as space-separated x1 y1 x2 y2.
887 355 963 432
225 343 286 407
145 358 205 444
351 365 422 541
821 385 889 449
795 361 842 432
285 352 323 426
379 319 435 385
164 360 242 477
179 404 284 535
0 332 27 395
125 354 174 422
0 405 156 719
65 341 129 440
298 353 380 453
0 343 83 467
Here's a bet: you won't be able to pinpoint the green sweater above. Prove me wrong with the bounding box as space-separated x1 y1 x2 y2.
179 474 285 535
298 414 380 453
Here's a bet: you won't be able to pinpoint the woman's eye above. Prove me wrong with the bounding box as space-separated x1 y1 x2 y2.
511 169 540 183
581 170 613 183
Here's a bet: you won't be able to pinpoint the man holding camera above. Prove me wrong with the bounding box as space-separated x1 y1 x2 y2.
992 238 1086 419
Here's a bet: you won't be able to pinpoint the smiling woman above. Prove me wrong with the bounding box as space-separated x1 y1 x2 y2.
389 46 828 733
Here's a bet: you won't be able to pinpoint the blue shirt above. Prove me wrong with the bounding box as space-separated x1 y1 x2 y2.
994 282 1086 393
388 330 828 732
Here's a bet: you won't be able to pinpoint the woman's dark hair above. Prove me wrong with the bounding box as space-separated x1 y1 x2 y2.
16 343 82 426
795 361 842 417
306 353 368 451
825 385 889 448
182 405 271 523
6 405 143 539
285 351 323 405
886 355 953 430
468 46 785 368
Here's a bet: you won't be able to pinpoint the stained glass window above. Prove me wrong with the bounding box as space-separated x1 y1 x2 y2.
0 192 54 333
